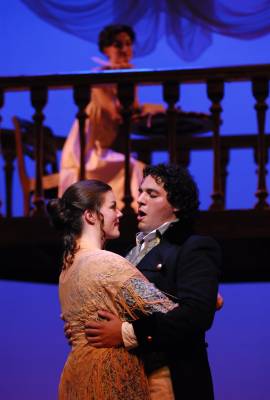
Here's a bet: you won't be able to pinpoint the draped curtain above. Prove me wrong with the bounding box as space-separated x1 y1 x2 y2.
21 0 270 61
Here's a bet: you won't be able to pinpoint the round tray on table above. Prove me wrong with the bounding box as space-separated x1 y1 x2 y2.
131 110 213 137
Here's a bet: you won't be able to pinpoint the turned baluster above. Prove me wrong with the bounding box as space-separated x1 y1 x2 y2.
30 86 48 216
0 89 4 217
163 81 180 164
177 146 191 168
73 85 91 180
117 82 135 214
207 79 224 210
220 147 230 208
252 78 269 209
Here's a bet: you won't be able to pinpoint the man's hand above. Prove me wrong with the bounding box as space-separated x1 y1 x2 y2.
63 321 74 346
85 310 123 348
60 313 74 346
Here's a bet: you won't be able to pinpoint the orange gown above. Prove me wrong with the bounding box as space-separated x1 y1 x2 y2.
58 249 176 400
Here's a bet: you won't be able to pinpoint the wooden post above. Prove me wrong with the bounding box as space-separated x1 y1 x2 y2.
73 85 91 180
30 86 48 216
252 78 269 209
0 89 4 217
117 81 135 214
163 81 180 164
207 79 224 210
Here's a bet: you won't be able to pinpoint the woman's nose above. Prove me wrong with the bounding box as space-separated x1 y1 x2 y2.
120 43 130 53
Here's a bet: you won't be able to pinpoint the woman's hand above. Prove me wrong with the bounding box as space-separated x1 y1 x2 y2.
104 62 134 70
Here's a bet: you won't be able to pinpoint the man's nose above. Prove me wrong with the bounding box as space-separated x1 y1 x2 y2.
138 192 146 204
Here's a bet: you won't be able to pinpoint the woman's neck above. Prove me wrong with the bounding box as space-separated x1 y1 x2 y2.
77 235 103 252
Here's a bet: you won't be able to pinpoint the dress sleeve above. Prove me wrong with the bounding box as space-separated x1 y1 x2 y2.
115 274 177 322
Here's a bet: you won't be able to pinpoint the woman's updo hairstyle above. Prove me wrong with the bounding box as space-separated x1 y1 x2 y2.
47 179 112 270
98 24 136 53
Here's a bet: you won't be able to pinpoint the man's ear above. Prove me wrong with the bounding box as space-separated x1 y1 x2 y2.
83 209 96 225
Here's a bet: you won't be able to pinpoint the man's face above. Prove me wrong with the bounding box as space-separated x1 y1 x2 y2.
103 32 133 66
137 175 178 234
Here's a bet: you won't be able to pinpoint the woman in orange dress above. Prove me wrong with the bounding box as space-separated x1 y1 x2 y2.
47 179 176 399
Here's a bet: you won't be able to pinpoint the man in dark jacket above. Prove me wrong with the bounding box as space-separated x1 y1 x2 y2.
84 164 221 399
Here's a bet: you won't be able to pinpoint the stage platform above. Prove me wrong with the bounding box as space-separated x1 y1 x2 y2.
1 209 270 284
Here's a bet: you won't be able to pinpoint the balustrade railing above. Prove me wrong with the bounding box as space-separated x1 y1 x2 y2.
0 64 269 217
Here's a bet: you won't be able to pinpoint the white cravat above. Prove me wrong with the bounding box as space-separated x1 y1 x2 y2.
126 220 178 266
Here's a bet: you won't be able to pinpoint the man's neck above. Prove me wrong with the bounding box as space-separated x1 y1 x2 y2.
140 219 179 238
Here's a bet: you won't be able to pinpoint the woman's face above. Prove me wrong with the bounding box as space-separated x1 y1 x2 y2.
99 190 122 239
103 32 133 66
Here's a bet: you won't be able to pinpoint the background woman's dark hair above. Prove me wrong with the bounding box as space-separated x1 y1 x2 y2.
98 24 136 53
143 164 200 224
47 180 112 270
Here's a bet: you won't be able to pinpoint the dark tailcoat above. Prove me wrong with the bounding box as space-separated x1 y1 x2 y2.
132 220 221 400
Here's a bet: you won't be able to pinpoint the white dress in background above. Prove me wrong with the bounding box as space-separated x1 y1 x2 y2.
59 84 145 210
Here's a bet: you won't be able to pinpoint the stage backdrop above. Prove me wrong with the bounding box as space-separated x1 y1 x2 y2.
0 1 270 399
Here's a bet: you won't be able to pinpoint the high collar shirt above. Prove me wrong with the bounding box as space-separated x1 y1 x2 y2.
126 220 179 266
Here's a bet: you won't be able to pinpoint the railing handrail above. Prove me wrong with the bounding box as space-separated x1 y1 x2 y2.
1 63 269 215
1 63 270 91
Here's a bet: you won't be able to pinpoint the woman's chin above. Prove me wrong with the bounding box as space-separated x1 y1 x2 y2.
107 231 120 240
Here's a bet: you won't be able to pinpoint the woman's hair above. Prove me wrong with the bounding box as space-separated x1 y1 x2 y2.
98 24 136 53
47 180 112 270
143 164 200 224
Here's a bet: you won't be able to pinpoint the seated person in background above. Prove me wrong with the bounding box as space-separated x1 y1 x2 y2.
59 24 164 209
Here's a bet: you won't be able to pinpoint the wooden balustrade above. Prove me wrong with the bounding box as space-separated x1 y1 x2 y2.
73 84 91 180
117 82 135 214
30 86 48 216
207 79 225 210
252 78 269 209
0 63 270 216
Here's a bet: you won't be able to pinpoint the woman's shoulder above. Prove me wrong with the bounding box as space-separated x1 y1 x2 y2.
76 249 142 289
76 249 134 273
102 250 134 267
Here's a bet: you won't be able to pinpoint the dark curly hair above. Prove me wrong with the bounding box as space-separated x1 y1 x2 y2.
98 24 136 53
47 180 112 270
143 164 200 224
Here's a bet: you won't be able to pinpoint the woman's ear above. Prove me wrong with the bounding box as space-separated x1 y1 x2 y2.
83 209 96 225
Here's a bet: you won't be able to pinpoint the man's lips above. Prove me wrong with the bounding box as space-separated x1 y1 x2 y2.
137 210 146 222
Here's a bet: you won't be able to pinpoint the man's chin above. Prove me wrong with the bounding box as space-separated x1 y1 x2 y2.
138 220 149 232
137 221 143 230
